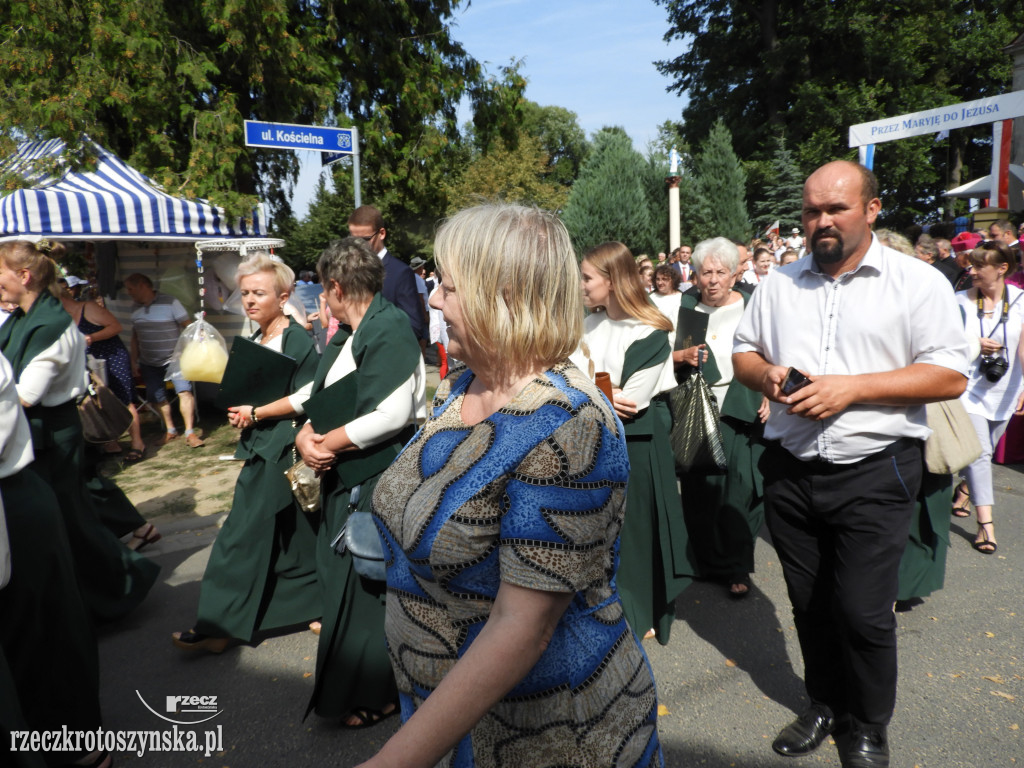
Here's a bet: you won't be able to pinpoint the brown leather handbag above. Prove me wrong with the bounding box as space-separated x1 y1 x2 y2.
78 372 133 444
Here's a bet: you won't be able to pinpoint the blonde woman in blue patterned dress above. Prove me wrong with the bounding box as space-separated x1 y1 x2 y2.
363 204 663 768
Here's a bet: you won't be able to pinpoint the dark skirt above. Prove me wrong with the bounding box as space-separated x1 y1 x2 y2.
195 455 320 642
84 444 147 538
0 469 102 765
25 400 158 622
897 471 952 601
616 398 694 645
680 415 766 582
306 470 396 719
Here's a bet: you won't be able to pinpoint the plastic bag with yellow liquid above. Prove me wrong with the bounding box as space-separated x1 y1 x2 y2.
172 315 229 384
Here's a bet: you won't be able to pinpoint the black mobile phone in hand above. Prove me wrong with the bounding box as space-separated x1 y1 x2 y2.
781 367 812 395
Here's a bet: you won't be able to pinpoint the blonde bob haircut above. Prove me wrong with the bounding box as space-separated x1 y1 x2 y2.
0 239 65 297
236 254 295 296
583 242 673 332
433 203 583 376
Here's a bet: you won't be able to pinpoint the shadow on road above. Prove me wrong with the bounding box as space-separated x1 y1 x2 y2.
675 578 806 715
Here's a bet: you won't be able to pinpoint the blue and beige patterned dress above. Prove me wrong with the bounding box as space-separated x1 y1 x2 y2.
372 360 663 768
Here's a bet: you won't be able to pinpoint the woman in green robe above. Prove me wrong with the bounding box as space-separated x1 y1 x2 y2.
673 238 768 598
172 256 321 652
570 241 694 645
0 239 158 623
296 237 425 726
0 351 108 768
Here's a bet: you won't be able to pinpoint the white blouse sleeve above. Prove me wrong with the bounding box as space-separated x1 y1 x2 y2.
619 362 673 411
0 358 34 479
16 325 87 407
346 359 427 449
288 380 314 414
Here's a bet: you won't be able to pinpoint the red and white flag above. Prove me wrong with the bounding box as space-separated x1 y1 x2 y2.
991 119 1013 210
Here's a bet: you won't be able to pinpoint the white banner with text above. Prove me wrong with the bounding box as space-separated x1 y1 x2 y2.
849 91 1024 148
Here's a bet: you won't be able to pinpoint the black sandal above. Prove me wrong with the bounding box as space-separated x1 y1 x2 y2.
952 481 971 518
973 521 997 554
728 576 752 599
171 629 231 653
123 448 145 463
127 523 161 551
341 703 399 729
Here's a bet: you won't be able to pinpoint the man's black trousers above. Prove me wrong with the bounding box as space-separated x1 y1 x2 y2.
761 437 921 727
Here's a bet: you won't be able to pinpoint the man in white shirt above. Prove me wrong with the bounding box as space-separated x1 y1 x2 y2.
733 161 968 768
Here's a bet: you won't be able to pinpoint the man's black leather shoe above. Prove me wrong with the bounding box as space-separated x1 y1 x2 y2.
841 729 889 768
771 706 835 756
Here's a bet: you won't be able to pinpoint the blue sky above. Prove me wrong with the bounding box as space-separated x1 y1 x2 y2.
289 0 686 218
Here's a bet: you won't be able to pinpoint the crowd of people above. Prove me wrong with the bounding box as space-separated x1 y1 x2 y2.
2 162 1021 767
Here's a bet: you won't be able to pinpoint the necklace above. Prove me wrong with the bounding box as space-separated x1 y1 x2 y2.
261 315 286 343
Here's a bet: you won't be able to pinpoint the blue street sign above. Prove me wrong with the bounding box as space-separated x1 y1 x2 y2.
321 151 347 167
244 120 356 154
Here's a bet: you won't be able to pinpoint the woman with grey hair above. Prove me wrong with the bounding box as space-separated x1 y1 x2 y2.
675 237 769 598
296 236 426 727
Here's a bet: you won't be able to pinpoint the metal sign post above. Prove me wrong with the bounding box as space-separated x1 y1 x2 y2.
244 120 361 208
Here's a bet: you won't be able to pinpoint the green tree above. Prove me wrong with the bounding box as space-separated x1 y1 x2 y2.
690 121 748 242
444 131 568 213
641 144 675 256
468 60 528 155
752 135 804 235
562 128 657 256
655 0 1018 225
280 179 351 270
0 0 480 231
520 102 590 188
447 68 586 218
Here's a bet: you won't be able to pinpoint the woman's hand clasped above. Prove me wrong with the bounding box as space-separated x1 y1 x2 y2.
295 422 336 475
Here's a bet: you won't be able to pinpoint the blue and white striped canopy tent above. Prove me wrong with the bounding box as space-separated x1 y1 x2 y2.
0 138 266 241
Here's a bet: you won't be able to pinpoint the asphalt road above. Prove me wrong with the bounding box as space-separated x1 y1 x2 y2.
97 463 1023 767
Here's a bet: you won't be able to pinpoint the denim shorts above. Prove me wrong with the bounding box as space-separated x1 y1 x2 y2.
139 363 192 402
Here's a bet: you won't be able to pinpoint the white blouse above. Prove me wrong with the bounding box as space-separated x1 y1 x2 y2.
292 335 426 450
0 356 34 480
695 298 745 405
16 323 87 407
956 285 1024 422
650 292 683 349
570 313 676 412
